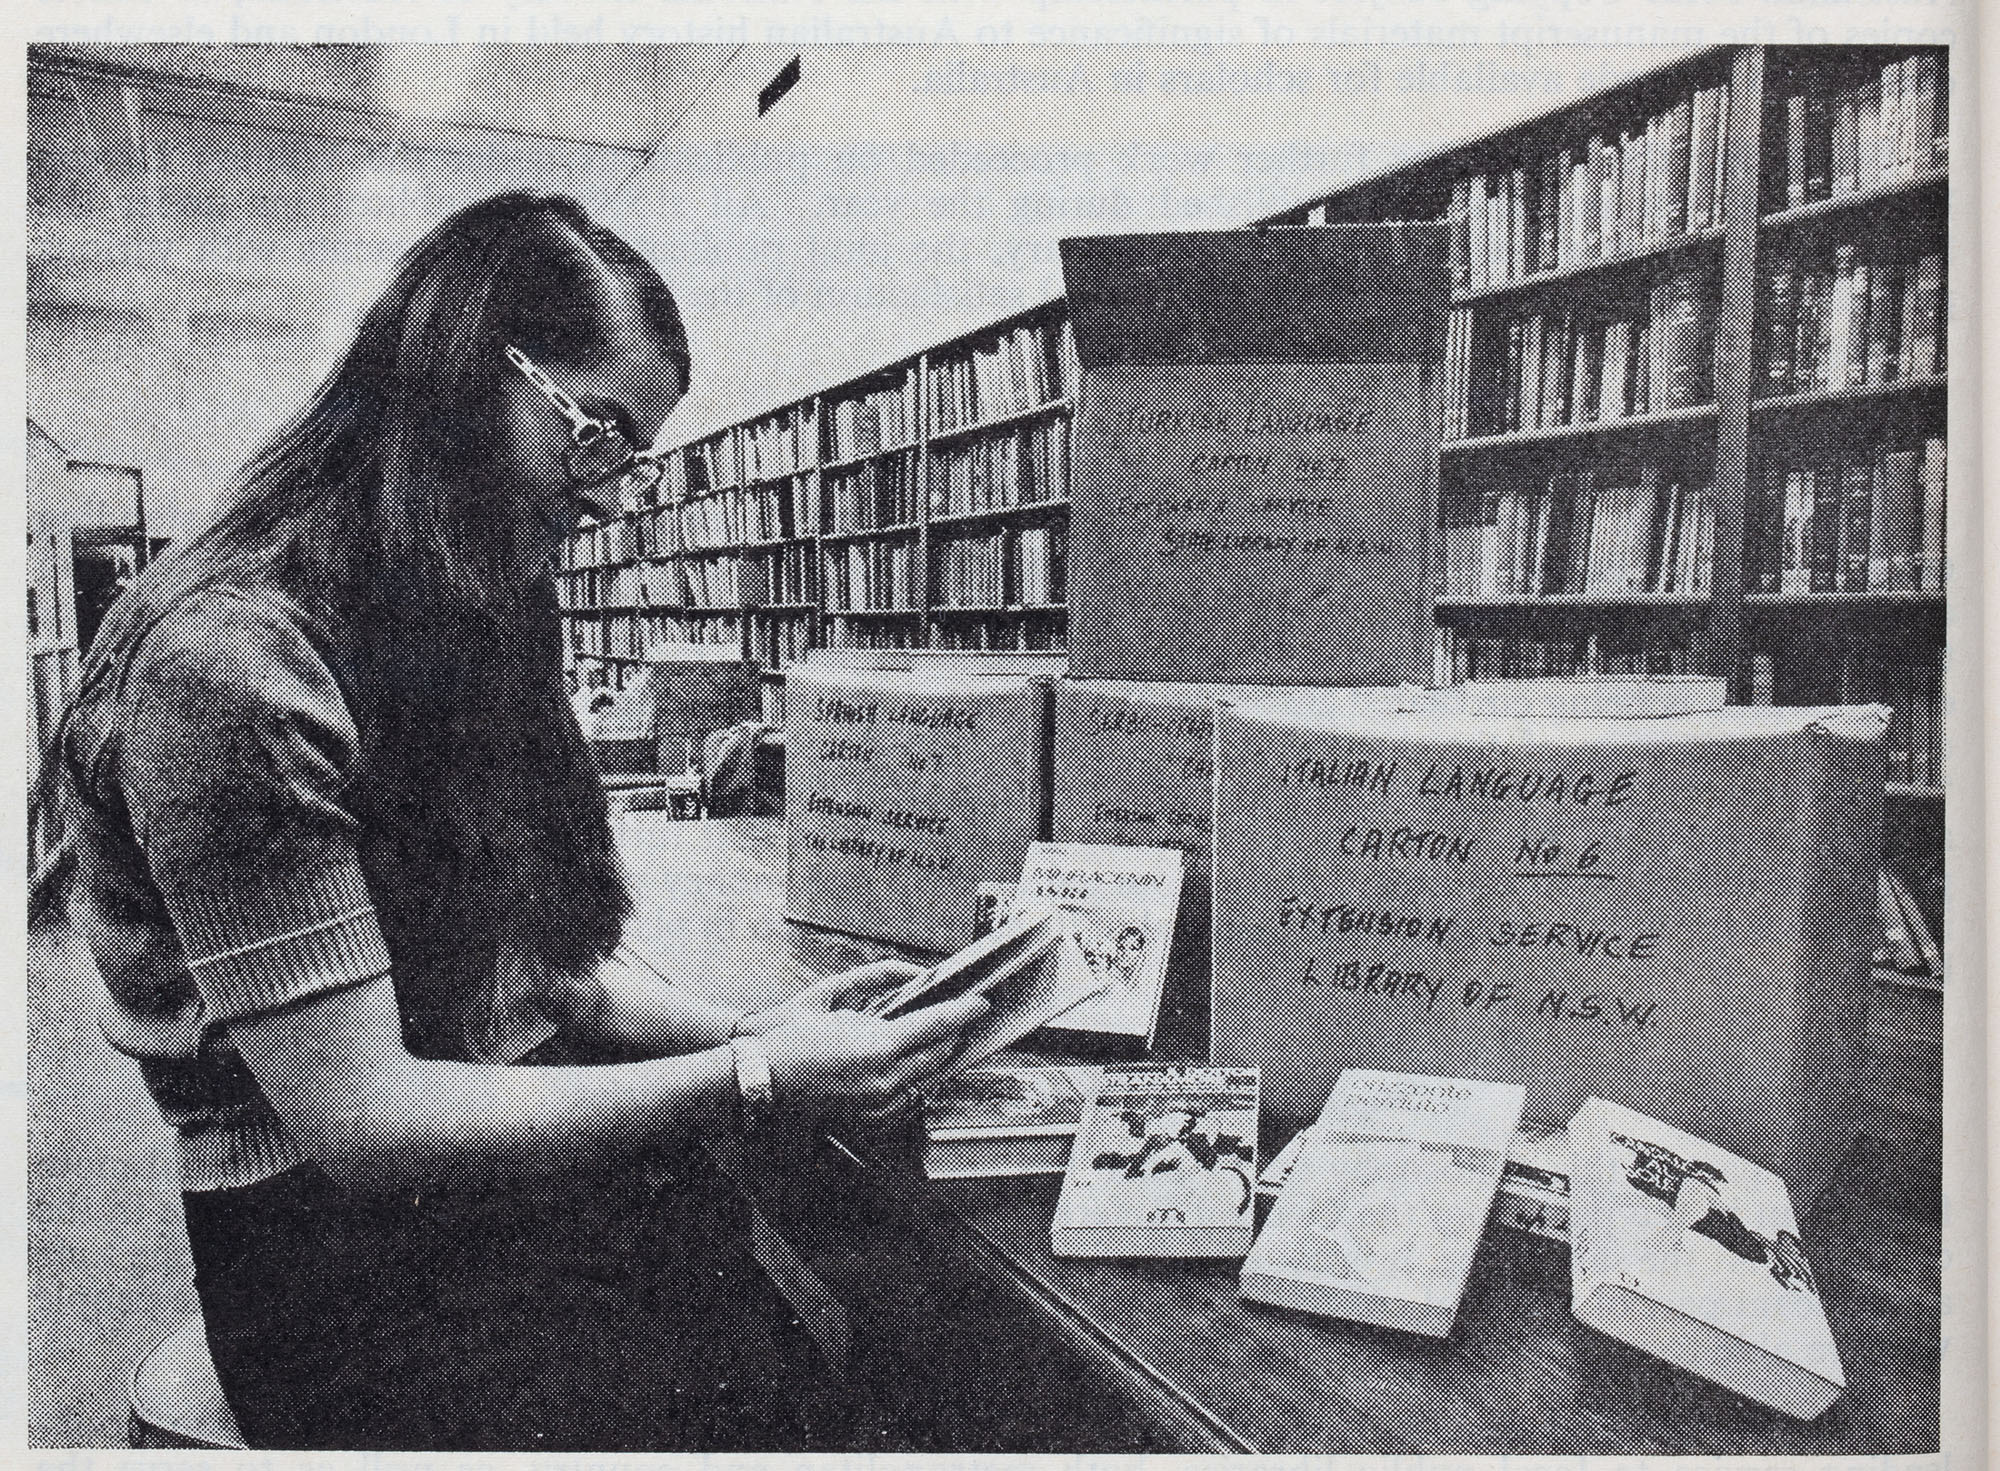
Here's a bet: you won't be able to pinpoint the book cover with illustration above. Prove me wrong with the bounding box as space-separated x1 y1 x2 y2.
1567 1098 1845 1420
1260 1119 1568 1245
1240 1071 1526 1337
1010 842 1184 1045
922 1064 1101 1180
1052 1064 1260 1258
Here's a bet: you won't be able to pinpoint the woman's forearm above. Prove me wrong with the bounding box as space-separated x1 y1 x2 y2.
333 1047 741 1192
230 974 742 1193
558 958 741 1059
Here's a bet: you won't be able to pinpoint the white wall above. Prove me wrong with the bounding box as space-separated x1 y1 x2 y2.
601 44 1700 440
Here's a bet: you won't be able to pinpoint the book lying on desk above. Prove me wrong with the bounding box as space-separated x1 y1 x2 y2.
1009 842 1184 1046
1052 1064 1260 1258
1261 1119 1572 1244
922 1064 1102 1180
1567 1098 1845 1420
1240 1071 1526 1337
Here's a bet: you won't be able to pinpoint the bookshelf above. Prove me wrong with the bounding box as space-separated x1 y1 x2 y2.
561 42 1947 921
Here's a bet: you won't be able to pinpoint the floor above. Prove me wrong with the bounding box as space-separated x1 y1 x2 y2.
28 917 202 1448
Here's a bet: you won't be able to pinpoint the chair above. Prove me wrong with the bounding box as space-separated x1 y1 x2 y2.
127 1316 246 1449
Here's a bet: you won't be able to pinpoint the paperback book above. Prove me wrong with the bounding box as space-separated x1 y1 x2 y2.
1240 1071 1526 1337
1052 1065 1261 1258
1567 1098 1845 1420
1008 842 1185 1046
863 907 1107 1082
921 1064 1100 1180
1264 1121 1573 1245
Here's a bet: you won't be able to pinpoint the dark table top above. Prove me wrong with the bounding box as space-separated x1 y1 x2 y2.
616 814 1942 1456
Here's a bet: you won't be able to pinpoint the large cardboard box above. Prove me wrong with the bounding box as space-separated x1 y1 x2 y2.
1052 680 1410 1053
785 665 1049 954
1212 702 1887 1201
1060 223 1444 686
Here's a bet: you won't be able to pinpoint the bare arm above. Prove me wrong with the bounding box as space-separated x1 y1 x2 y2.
230 975 738 1193
231 972 988 1195
557 954 927 1060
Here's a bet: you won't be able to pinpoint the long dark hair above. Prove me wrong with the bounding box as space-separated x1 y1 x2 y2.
53 193 691 1030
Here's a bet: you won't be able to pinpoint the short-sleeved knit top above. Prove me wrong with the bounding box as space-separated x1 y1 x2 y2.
62 580 562 1192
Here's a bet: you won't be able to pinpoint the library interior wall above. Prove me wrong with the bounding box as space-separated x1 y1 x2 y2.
601 44 1697 442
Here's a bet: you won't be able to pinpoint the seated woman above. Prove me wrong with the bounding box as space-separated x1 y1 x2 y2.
46 192 986 1451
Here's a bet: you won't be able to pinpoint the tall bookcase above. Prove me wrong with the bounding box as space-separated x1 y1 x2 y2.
562 42 1947 930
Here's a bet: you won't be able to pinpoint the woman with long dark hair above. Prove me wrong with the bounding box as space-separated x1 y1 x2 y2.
47 192 985 1450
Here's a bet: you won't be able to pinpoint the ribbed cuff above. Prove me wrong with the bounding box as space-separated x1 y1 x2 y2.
172 856 393 1028
178 1106 307 1193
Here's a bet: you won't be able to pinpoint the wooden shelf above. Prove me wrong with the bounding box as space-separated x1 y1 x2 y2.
1453 227 1723 306
1760 167 1947 232
740 467 818 489
742 535 814 550
928 499 1071 531
1887 782 1945 805
1436 593 1710 612
755 603 816 614
926 397 1073 447
821 522 921 544
584 604 750 616
929 604 1067 616
1752 587 1936 607
1443 401 1718 455
1751 374 1946 418
821 444 918 472
826 607 920 618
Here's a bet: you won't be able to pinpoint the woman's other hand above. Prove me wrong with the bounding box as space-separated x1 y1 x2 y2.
759 991 989 1121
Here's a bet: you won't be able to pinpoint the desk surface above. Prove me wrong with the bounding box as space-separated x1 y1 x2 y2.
616 814 1942 1456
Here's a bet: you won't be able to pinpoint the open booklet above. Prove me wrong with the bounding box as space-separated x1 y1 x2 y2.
858 908 1110 1081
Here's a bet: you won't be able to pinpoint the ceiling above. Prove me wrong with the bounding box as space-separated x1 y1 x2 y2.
28 42 742 289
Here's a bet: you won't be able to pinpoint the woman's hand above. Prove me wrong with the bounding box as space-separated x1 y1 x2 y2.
758 990 989 1121
738 959 926 1033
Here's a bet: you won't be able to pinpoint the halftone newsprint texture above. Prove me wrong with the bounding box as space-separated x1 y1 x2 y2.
20 16 1967 1460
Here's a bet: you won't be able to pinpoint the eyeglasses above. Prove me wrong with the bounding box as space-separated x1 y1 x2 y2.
505 343 666 515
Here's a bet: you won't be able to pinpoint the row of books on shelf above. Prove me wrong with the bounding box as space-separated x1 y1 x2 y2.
1449 269 1712 439
930 417 1071 517
559 555 757 611
925 1056 1842 1421
741 407 815 482
1845 645 1945 789
1761 242 1944 399
932 617 1067 651
929 317 1080 434
1774 52 1945 212
825 538 920 612
665 487 791 553
1449 78 1729 293
757 543 816 605
825 621 923 650
1749 438 1945 594
684 434 739 495
933 525 1067 609
825 455 920 534
826 374 921 462
567 610 743 659
1444 470 1713 598
1445 634 1698 684
749 611 814 668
